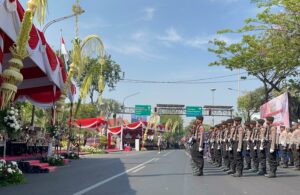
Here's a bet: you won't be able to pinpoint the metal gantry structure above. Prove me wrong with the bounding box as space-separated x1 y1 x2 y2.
117 105 233 118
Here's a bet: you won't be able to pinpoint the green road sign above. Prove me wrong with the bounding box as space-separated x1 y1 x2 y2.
135 105 151 116
186 106 203 117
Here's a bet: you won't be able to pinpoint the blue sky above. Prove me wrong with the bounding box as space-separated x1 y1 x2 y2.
20 0 263 124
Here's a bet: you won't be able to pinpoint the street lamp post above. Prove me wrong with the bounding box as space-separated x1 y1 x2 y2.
42 2 85 33
122 92 140 110
211 88 216 125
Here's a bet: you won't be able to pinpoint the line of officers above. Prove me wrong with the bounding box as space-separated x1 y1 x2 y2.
188 116 300 178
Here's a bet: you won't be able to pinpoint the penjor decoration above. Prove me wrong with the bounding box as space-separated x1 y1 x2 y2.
0 0 48 110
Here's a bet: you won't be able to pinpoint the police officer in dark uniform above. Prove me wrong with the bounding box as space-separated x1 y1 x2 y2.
190 115 205 176
257 119 267 175
232 117 244 177
243 121 252 170
250 120 259 172
264 116 278 178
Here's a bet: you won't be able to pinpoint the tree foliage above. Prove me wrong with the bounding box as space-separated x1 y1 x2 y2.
75 55 122 104
209 0 300 102
237 87 265 121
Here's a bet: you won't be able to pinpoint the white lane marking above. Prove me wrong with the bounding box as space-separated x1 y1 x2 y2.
184 151 191 159
132 166 146 173
163 151 173 157
154 158 160 162
73 158 156 195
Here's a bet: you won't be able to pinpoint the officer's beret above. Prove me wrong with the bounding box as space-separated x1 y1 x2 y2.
257 119 265 124
244 121 250 126
280 125 285 128
196 115 203 120
227 119 234 123
266 116 274 122
250 120 257 125
234 117 242 121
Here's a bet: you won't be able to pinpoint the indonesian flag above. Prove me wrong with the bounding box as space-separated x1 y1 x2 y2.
61 37 69 63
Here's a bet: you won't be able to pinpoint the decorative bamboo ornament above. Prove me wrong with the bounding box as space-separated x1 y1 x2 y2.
0 0 47 110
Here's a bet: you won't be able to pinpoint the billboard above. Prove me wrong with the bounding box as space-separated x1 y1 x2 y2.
260 92 290 128
131 114 147 123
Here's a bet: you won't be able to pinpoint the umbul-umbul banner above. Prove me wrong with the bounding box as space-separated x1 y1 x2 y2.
260 92 290 128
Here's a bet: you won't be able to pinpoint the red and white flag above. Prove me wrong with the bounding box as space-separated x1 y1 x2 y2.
61 37 69 63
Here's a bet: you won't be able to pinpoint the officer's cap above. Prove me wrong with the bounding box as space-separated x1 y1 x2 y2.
266 116 274 122
250 120 257 125
196 115 203 120
244 121 250 126
227 119 234 124
257 119 265 124
234 117 242 121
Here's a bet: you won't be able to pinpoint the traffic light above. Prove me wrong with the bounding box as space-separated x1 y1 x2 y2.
154 107 157 113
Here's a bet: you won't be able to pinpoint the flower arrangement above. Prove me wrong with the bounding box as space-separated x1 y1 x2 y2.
42 154 65 166
2 107 21 140
65 152 80 160
0 160 25 186
46 124 59 138
80 145 107 154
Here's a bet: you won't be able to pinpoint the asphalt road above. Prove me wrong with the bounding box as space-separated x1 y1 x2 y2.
1 150 300 195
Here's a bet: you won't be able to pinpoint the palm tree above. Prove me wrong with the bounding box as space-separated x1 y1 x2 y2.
0 0 48 109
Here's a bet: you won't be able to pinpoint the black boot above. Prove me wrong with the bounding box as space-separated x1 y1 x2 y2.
227 170 235 174
231 171 242 177
257 169 266 176
264 172 276 178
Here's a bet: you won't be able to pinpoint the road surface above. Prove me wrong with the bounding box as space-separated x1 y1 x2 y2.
1 150 300 195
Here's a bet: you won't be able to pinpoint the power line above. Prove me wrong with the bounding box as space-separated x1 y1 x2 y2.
121 78 258 84
121 64 277 84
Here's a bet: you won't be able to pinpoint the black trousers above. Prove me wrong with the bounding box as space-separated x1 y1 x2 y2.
266 143 277 173
229 142 237 172
292 146 300 169
190 142 204 173
223 143 230 168
258 141 267 172
234 142 244 173
243 141 251 168
280 145 288 166
250 142 259 169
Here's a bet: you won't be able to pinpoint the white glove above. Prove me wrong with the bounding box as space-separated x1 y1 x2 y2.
254 146 257 150
260 146 264 151
199 147 203 152
270 149 274 153
229 147 232 151
237 148 241 152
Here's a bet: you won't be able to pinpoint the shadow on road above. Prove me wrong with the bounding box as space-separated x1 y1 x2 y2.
0 158 137 195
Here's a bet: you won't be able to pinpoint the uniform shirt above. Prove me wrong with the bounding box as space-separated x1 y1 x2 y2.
223 128 229 142
266 125 277 150
235 125 244 151
251 127 260 142
196 125 205 147
279 130 288 147
244 127 252 142
291 129 300 147
287 132 293 146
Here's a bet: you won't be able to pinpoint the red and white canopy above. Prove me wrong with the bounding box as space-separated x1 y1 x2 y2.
68 117 107 129
0 0 68 107
107 121 166 137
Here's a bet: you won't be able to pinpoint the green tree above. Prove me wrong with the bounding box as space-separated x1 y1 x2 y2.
75 55 122 104
209 0 300 102
237 87 265 121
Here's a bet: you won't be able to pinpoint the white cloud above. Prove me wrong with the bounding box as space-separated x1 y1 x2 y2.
157 27 238 49
131 31 147 41
185 34 238 49
107 44 164 60
143 7 156 21
157 28 182 43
